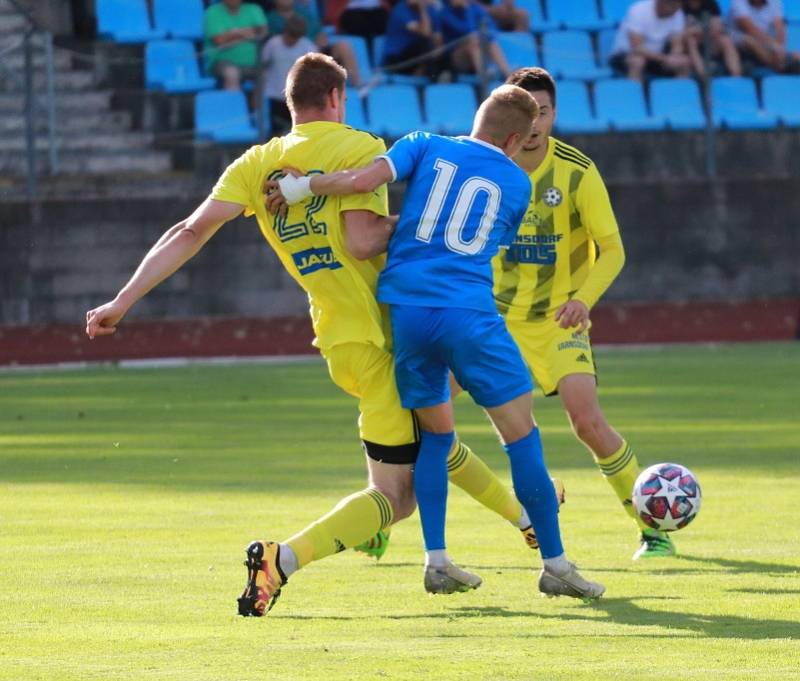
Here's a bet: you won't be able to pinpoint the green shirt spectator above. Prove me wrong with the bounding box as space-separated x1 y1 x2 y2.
204 0 269 71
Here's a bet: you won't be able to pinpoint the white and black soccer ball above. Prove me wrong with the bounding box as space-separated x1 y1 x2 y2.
632 463 702 532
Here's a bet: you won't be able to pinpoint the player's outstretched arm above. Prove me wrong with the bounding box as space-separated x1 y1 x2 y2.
274 158 395 206
342 211 398 260
85 198 244 339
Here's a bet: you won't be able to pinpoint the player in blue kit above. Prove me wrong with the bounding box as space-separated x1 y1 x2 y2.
273 85 604 600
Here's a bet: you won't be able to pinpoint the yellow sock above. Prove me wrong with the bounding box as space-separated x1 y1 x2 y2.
285 488 393 568
594 440 649 531
448 439 523 525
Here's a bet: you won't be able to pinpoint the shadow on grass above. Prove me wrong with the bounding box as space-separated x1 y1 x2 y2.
278 599 799 640
636 553 800 576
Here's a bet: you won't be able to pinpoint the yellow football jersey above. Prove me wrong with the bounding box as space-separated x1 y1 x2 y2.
211 121 390 351
493 137 619 321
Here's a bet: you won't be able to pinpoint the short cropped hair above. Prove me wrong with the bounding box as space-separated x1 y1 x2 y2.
474 84 539 143
505 67 557 108
286 53 347 114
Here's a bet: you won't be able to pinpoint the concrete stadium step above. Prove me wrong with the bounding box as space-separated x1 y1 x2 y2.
0 69 96 92
0 90 112 112
0 149 172 175
1 48 74 71
0 170 205 200
0 108 133 133
0 130 155 151
0 12 28 34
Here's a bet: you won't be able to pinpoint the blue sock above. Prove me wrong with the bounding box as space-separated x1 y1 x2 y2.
414 430 454 551
503 428 564 559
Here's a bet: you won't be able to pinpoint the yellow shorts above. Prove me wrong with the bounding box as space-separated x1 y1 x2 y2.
323 342 417 451
505 318 596 397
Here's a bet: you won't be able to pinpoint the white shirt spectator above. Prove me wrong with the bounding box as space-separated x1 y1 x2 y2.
730 0 784 40
261 35 316 100
612 0 687 55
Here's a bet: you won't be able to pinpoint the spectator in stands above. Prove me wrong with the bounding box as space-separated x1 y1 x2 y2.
265 0 362 87
683 0 743 76
440 0 512 79
475 0 529 32
730 0 800 72
261 14 315 135
382 0 444 78
339 0 389 48
204 0 269 91
610 0 692 81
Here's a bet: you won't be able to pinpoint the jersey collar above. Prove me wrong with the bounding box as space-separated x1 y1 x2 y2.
528 136 556 182
456 135 507 157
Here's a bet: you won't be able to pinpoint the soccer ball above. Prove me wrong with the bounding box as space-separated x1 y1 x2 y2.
632 463 701 532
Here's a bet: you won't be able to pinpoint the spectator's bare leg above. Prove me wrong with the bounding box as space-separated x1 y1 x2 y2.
685 32 706 78
739 35 774 68
221 64 242 90
331 41 362 88
714 32 742 76
626 53 646 81
451 33 484 76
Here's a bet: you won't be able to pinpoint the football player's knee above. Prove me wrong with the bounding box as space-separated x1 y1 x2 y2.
381 486 416 522
569 409 603 445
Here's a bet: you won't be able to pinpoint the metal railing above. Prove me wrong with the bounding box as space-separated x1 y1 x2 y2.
1 0 59 198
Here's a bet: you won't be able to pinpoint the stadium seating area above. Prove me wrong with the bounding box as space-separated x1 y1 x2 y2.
97 0 800 142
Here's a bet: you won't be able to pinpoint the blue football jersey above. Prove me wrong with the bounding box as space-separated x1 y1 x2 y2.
376 132 532 312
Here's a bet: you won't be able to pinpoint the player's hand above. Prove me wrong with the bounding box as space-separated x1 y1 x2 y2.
554 300 590 332
264 167 305 215
85 299 128 339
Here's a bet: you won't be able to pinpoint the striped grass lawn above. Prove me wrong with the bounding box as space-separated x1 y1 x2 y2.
1 342 799 680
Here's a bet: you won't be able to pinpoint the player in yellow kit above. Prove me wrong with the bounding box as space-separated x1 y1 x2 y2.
85 54 532 616
497 67 675 560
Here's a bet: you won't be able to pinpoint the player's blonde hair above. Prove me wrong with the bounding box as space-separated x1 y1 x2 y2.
473 84 539 145
286 53 347 114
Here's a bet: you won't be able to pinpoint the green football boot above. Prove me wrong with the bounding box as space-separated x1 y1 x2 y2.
632 529 677 560
353 528 391 560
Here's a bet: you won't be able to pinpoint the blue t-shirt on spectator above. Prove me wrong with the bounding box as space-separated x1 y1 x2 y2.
439 0 497 45
383 1 442 61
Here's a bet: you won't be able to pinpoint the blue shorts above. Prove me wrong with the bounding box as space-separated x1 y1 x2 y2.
389 304 534 409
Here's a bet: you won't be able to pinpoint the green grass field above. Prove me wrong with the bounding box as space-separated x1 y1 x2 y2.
2 343 799 680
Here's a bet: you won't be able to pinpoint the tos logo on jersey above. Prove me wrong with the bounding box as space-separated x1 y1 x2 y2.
543 187 563 207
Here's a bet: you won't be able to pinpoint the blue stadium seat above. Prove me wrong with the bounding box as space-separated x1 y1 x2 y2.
515 0 558 32
97 0 165 43
784 0 800 22
762 75 800 127
787 23 800 52
595 79 665 131
717 0 732 14
495 32 540 70
345 87 368 130
145 40 215 93
542 31 612 80
258 98 272 138
331 35 374 84
554 80 609 134
195 90 258 143
366 85 423 138
650 78 706 130
424 84 477 135
597 27 617 67
546 0 614 30
153 0 204 41
711 76 778 129
372 34 385 68
601 0 636 24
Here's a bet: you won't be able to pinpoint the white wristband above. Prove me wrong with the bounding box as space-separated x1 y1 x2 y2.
278 174 313 205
